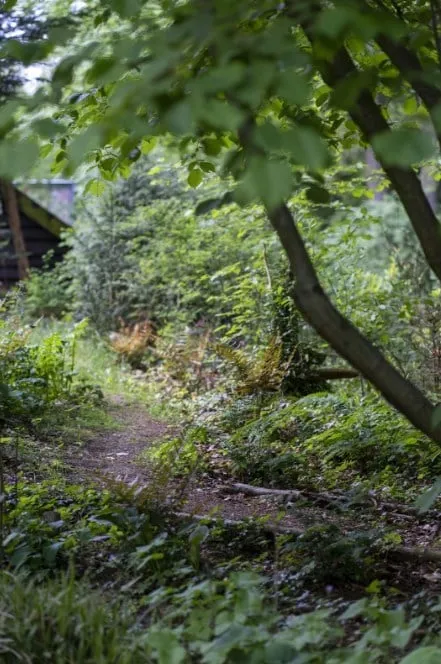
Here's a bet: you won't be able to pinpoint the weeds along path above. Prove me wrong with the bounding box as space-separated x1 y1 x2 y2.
69 397 441 572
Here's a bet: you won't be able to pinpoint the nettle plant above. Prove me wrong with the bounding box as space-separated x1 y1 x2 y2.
4 0 441 445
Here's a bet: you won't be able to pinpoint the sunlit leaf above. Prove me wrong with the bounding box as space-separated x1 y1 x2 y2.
188 169 203 187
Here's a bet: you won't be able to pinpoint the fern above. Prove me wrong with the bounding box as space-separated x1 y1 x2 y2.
214 336 288 395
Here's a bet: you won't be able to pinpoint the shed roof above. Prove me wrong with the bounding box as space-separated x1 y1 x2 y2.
13 186 70 238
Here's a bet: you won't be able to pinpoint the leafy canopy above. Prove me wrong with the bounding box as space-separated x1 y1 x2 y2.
0 0 438 203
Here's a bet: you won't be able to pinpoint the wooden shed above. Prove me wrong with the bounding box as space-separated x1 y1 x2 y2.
0 180 70 288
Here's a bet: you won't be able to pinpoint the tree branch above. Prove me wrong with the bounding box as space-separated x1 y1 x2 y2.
308 43 441 284
266 202 441 443
354 0 441 146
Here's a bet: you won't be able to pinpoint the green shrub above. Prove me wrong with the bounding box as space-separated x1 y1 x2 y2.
23 251 72 320
0 315 101 431
220 392 440 491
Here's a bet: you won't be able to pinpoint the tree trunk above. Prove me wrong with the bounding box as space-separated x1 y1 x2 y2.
266 203 441 444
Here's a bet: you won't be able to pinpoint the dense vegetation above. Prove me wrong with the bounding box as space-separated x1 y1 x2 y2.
3 0 441 661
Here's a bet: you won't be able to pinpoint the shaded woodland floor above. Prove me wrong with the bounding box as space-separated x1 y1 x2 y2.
65 396 441 594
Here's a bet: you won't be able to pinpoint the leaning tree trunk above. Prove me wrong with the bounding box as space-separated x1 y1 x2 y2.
266 203 441 444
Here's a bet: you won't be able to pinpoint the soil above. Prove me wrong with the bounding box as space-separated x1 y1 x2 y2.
69 396 441 570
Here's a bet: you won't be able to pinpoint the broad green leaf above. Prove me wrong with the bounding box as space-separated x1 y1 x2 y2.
0 100 22 130
0 139 39 178
203 138 222 156
254 123 283 153
141 138 157 154
68 126 104 169
199 161 216 173
372 128 435 167
315 7 358 38
276 71 311 106
86 57 125 86
403 96 419 115
32 118 65 139
192 63 246 94
400 647 441 664
341 599 368 620
84 179 107 196
331 71 376 110
164 101 195 135
188 169 203 188
414 477 441 513
110 0 141 18
197 100 244 131
283 126 329 170
306 184 331 204
148 630 186 664
239 157 293 210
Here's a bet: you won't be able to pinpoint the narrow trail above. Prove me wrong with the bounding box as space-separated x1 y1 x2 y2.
70 397 361 535
69 396 441 578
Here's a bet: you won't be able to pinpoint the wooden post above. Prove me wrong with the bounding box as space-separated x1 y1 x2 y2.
0 180 29 279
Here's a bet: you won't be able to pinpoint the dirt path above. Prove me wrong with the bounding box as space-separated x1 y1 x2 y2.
70 397 171 485
69 397 441 565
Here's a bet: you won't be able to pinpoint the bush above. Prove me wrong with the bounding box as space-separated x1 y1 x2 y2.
0 314 101 430
216 391 439 492
22 251 72 320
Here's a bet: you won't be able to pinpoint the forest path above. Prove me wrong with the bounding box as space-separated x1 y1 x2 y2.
70 396 364 535
69 396 441 572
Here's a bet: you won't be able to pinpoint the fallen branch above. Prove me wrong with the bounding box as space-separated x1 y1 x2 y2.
311 368 359 381
227 483 437 519
176 511 441 564
228 482 355 508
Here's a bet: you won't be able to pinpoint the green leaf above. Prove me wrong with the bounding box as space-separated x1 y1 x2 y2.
68 126 104 169
164 101 195 135
283 126 329 170
264 640 297 663
372 128 435 167
192 63 246 94
414 477 441 513
32 118 65 138
199 161 216 173
203 138 223 156
148 630 186 664
254 123 283 153
141 137 156 154
306 184 331 204
84 179 107 196
331 70 376 110
0 139 39 178
197 100 245 131
110 0 141 18
188 169 203 187
276 71 311 106
239 157 293 210
314 6 357 38
404 96 419 115
0 100 22 130
400 647 441 664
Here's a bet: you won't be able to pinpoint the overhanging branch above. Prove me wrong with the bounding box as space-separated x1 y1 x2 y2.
307 43 441 283
266 202 441 443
